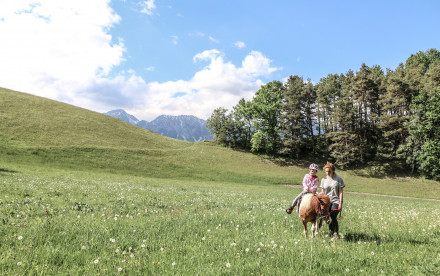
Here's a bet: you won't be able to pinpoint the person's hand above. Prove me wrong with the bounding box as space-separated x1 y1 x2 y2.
338 205 342 217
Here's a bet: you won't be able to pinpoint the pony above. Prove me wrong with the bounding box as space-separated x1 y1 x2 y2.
298 193 331 238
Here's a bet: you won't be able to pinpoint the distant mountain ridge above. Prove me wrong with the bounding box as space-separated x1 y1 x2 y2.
105 110 214 142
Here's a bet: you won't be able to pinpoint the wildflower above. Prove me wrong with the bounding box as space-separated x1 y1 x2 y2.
245 248 250 252
18 236 23 240
226 262 231 268
172 262 176 266
141 244 146 248
115 249 119 253
346 268 350 272
81 245 86 250
110 238 115 243
94 259 99 264
130 253 135 258
160 247 164 251
118 267 122 272
257 248 261 252
371 251 375 255
231 242 236 247
202 237 206 241
17 262 22 266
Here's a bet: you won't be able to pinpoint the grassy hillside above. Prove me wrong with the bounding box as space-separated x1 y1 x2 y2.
0 87 296 184
1 88 439 274
1 87 439 198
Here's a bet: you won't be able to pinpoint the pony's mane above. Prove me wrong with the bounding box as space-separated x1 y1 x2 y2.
300 193 314 211
317 194 331 205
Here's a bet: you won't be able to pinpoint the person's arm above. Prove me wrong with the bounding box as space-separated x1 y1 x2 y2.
338 188 343 217
302 175 310 192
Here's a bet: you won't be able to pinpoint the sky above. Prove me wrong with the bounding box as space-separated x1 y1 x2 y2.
1 0 439 121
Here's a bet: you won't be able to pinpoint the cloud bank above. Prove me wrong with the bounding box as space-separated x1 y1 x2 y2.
0 0 280 121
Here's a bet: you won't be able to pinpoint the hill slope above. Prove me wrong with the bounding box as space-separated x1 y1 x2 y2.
0 87 295 184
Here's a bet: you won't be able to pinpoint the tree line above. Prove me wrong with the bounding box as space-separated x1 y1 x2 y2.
207 49 440 180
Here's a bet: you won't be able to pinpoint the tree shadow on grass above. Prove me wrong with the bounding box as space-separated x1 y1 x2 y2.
344 231 429 245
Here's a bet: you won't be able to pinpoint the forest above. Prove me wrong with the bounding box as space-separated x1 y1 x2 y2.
207 48 440 180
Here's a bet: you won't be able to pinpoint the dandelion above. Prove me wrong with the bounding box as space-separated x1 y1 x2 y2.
226 262 231 268
18 236 23 240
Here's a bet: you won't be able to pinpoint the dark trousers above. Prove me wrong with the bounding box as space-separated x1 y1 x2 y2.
329 203 339 235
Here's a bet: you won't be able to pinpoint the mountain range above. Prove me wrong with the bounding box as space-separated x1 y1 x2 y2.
105 109 214 142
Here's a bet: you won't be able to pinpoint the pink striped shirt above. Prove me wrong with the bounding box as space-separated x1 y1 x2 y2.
303 174 319 193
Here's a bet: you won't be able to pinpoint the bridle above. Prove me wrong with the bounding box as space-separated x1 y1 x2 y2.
317 197 330 221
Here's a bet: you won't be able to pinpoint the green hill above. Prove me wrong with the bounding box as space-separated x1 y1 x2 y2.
0 87 296 184
1 87 439 198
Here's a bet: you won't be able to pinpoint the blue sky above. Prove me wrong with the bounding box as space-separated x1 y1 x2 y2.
1 0 439 121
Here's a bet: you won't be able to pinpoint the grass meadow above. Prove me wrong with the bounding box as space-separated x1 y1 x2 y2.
1 167 439 275
1 88 440 274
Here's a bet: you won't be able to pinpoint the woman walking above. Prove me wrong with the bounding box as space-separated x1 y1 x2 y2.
320 162 345 237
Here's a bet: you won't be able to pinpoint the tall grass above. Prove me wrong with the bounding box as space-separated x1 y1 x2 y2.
1 169 439 275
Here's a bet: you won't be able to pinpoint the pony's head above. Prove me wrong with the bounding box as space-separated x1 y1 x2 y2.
316 194 331 224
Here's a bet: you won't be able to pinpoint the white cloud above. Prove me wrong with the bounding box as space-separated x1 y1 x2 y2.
139 0 156 15
234 41 246 48
67 49 279 121
0 1 280 122
171 35 179 45
209 36 219 43
0 0 124 99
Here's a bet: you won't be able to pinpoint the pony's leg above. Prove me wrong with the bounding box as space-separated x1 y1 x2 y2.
302 220 308 239
311 222 316 237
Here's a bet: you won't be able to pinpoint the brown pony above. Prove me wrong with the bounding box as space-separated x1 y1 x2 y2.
298 193 331 238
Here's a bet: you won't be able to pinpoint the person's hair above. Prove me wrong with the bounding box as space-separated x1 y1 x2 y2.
323 161 336 177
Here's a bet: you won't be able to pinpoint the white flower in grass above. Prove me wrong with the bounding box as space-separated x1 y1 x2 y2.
110 238 116 243
94 259 99 264
141 244 146 248
130 253 135 258
115 249 120 253
18 236 23 240
346 268 350 272
17 262 22 266
118 267 122 272
160 247 164 251
245 248 249 252
257 248 261 252
231 242 236 247
202 236 206 241
81 245 86 250
226 262 231 268
172 262 176 266
371 251 375 255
